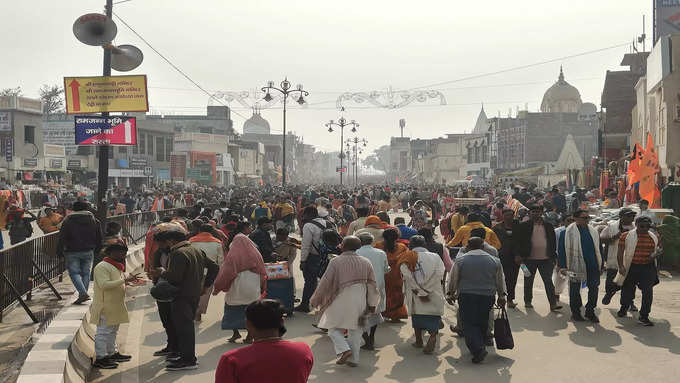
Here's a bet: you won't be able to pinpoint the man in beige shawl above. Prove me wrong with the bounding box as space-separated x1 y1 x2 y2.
310 236 380 367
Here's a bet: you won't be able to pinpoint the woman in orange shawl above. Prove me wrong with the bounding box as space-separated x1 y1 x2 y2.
374 228 412 322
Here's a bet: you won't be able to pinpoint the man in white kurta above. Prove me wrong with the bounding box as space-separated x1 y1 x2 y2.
356 233 390 350
401 235 445 354
310 236 380 367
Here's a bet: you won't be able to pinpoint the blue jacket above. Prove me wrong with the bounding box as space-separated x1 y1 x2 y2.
397 224 418 239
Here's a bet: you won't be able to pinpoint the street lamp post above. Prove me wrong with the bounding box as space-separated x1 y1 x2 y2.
326 117 359 185
345 137 367 186
262 78 308 187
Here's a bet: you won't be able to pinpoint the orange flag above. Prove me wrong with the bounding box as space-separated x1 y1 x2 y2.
627 142 644 186
639 134 661 207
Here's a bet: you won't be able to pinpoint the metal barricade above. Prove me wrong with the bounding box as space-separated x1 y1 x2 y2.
0 205 214 322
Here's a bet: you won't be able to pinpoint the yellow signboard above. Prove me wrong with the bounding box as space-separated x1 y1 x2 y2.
64 75 149 114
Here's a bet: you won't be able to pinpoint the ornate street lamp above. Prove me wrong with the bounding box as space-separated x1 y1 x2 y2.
326 116 359 185
261 78 309 186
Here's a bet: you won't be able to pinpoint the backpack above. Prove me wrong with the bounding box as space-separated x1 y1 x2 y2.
439 212 454 240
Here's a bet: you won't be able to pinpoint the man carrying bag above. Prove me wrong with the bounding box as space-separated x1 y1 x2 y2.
448 237 507 364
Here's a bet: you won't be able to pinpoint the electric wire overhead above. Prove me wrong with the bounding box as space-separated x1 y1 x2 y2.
112 11 249 120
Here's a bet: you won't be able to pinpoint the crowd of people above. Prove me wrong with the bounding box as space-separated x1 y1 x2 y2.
49 182 672 381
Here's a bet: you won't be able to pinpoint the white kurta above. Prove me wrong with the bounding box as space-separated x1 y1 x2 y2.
401 248 445 317
224 270 261 306
356 245 389 313
318 284 372 330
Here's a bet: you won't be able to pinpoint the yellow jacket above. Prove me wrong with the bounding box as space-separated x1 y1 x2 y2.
89 261 129 326
450 213 466 234
446 221 501 249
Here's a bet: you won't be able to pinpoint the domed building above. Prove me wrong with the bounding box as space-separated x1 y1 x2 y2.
243 109 270 135
540 67 582 113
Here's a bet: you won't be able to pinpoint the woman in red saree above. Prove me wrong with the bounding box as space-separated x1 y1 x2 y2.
374 228 411 322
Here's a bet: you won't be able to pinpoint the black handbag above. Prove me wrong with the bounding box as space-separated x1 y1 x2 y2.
494 307 514 350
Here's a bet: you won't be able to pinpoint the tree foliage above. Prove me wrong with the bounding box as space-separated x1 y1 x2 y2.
0 87 22 97
39 84 65 115
363 145 390 172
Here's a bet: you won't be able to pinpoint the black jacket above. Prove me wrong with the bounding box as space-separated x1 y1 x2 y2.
513 220 557 261
492 220 518 261
160 241 219 298
249 228 275 263
56 211 102 257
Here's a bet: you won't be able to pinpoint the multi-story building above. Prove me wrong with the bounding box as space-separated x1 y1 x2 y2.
601 52 648 160
423 135 466 184
490 68 601 174
0 95 48 183
633 34 680 179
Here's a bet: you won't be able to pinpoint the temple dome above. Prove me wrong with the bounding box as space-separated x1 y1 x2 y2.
243 110 270 134
540 67 582 113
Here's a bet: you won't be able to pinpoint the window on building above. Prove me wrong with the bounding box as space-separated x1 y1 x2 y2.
119 146 127 154
165 137 173 161
24 126 35 144
147 134 154 155
139 133 145 154
156 136 165 161
199 127 213 134
467 147 473 163
174 126 183 133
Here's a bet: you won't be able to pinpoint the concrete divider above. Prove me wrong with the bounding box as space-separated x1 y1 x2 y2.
16 244 146 383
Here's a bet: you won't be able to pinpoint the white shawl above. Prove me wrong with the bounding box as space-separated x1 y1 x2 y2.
613 229 658 286
564 223 602 282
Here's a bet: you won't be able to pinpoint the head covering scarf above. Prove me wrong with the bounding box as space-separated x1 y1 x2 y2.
365 215 382 226
212 234 267 293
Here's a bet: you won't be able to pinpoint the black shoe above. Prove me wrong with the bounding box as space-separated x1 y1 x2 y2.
108 352 132 362
601 293 613 305
472 350 489 364
74 294 91 305
617 309 628 318
585 312 600 323
166 353 181 362
550 304 563 312
629 304 639 312
166 360 199 371
525 302 534 309
293 305 310 313
572 312 586 322
638 317 654 326
93 357 118 369
153 347 173 357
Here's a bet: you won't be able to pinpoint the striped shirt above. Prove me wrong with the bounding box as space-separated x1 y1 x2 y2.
619 232 655 264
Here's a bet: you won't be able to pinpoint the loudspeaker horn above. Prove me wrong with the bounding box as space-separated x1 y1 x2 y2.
73 13 117 46
110 44 144 72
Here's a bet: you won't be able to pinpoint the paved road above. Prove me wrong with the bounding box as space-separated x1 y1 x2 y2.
92 213 680 383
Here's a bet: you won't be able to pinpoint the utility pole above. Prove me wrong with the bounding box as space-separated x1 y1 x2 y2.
95 0 113 226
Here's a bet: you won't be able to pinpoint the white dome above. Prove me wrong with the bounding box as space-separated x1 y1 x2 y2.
540 67 582 113
243 111 270 134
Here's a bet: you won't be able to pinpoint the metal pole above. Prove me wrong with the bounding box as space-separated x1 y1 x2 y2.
282 93 287 187
96 0 113 227
340 124 344 185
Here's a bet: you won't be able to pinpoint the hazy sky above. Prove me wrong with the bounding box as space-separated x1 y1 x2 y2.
1 0 651 155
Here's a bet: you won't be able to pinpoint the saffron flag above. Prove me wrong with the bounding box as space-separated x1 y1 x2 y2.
639 134 661 207
627 142 644 187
